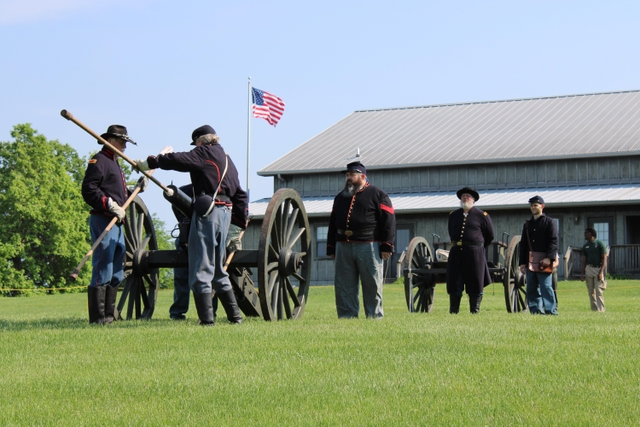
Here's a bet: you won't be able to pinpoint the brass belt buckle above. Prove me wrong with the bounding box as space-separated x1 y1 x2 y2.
345 230 353 237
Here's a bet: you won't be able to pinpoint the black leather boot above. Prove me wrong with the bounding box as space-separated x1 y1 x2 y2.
449 294 462 314
88 286 106 324
193 292 215 326
104 285 119 324
217 290 243 324
212 292 219 321
469 294 483 314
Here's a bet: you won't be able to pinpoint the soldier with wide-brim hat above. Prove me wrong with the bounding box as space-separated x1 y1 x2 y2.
446 186 494 314
82 124 147 324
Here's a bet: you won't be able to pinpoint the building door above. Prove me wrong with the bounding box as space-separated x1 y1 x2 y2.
625 215 640 244
385 224 414 281
588 217 613 246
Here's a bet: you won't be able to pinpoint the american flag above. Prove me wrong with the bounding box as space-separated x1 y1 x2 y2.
252 87 285 126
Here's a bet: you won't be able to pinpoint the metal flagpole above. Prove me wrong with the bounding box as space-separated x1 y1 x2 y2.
246 77 252 202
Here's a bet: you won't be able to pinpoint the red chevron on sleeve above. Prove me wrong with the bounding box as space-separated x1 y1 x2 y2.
380 204 394 214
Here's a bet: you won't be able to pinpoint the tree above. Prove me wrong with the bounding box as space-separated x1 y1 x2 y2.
0 124 91 294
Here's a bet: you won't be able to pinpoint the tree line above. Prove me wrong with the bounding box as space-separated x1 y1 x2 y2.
0 124 173 296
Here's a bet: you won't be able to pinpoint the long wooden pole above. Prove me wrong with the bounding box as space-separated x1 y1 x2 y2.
60 109 173 195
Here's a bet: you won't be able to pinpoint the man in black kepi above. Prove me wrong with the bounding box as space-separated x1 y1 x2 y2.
518 195 559 315
137 125 248 325
446 187 494 314
327 161 396 318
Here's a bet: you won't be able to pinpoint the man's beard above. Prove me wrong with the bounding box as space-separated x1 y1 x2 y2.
342 183 358 196
460 201 474 211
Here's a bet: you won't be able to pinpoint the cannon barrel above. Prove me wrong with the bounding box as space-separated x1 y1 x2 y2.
163 184 193 219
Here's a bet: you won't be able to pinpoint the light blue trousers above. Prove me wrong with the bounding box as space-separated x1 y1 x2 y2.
526 270 558 315
89 215 125 288
334 241 384 318
188 206 231 295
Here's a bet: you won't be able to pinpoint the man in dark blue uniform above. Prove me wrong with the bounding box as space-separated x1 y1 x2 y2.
82 124 147 324
327 161 396 319
518 195 559 315
138 125 248 325
446 187 494 314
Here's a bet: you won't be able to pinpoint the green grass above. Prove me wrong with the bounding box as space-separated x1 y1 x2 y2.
1 280 639 426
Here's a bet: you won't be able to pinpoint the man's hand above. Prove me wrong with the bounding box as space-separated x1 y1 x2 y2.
226 224 244 252
519 264 526 274
136 159 150 172
136 176 149 192
107 197 126 222
128 176 149 193
381 252 392 261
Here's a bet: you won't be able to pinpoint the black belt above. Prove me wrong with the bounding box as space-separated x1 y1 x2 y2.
215 194 231 203
587 264 602 268
337 228 375 238
452 241 484 247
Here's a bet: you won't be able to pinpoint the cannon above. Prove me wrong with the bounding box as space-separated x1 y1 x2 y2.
115 188 311 321
403 233 529 313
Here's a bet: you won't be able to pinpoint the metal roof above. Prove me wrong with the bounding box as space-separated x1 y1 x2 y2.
248 184 640 219
259 90 640 176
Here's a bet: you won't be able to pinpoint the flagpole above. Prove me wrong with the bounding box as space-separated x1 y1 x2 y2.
246 77 252 202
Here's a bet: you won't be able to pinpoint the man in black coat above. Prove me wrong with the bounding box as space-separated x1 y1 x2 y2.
446 187 494 314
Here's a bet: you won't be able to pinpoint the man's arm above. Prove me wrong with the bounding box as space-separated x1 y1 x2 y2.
580 254 587 281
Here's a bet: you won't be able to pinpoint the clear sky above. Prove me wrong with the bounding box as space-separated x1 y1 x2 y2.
1 0 639 230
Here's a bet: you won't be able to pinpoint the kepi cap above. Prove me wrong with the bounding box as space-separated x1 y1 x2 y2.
528 195 545 204
191 125 216 145
341 161 367 175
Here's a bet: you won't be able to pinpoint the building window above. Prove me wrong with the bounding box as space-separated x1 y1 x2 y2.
589 217 613 247
316 226 329 258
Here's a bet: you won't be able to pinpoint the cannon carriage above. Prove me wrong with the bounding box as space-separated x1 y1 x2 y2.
403 233 528 313
115 188 311 321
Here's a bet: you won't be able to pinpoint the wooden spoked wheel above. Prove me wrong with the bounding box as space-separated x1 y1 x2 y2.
404 237 436 313
503 235 527 313
257 189 311 320
119 196 159 320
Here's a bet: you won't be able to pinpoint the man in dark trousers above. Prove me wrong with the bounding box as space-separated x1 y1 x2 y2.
138 125 248 325
327 161 396 319
518 195 559 315
446 187 494 314
82 125 148 324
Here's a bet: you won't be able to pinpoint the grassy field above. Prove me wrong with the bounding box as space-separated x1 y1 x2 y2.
1 280 639 426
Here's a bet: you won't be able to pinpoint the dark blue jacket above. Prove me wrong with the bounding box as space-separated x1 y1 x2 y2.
446 206 495 293
327 183 396 256
81 147 128 217
148 144 248 228
519 214 558 266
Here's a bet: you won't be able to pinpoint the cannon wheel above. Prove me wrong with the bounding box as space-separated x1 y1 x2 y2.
503 235 527 313
118 196 159 320
258 188 311 320
404 236 436 313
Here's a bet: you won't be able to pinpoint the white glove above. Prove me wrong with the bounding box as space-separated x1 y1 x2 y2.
159 145 173 155
136 159 150 172
136 176 149 192
226 224 244 252
107 197 126 222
